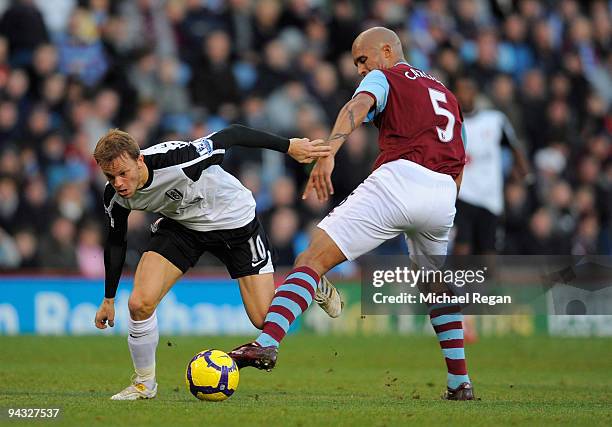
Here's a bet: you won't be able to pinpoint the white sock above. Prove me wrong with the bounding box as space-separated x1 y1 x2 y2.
128 311 159 390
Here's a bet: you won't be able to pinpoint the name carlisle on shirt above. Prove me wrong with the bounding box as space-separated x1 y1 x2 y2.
403 67 445 85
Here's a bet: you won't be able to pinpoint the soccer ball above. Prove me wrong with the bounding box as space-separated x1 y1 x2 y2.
185 349 239 401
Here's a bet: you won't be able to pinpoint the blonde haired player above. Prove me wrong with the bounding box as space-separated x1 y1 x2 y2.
93 124 342 400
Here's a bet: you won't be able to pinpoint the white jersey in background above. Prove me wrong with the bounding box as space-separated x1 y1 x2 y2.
458 109 519 216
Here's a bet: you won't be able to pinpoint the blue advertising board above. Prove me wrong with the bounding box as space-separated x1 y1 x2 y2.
0 277 261 335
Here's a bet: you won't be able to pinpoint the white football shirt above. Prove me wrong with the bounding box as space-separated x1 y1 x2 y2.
104 135 255 232
458 109 519 216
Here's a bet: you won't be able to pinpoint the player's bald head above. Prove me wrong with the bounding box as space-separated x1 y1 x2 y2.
353 27 403 54
351 27 405 76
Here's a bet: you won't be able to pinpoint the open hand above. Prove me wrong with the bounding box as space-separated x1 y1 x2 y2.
288 138 331 163
302 155 335 201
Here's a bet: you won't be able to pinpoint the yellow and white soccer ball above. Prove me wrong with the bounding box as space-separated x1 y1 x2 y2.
185 349 239 401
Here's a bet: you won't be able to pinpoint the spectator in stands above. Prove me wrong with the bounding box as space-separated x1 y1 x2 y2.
157 56 190 116
331 127 372 207
38 215 77 270
13 227 39 269
83 88 120 149
327 1 359 61
54 182 88 223
15 176 50 233
252 0 283 52
254 39 293 97
76 220 104 277
0 101 19 143
520 207 571 255
268 207 299 267
190 30 240 115
503 180 533 254
0 226 20 268
119 0 176 58
0 0 49 67
6 69 30 117
261 175 296 231
310 62 344 124
56 8 108 87
466 29 501 91
572 214 600 255
28 43 58 99
0 175 19 231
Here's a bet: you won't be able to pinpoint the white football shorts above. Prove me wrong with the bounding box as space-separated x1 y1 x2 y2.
318 159 457 268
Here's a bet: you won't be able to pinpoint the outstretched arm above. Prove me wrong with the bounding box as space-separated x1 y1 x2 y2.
211 124 330 163
303 93 374 201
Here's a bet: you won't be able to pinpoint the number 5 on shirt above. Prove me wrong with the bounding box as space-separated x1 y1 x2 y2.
428 88 455 143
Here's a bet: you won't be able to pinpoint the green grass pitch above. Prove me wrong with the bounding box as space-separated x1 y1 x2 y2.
1 335 611 426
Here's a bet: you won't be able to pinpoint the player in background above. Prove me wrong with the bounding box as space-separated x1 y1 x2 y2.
453 75 530 256
93 124 341 400
230 27 475 400
452 76 531 343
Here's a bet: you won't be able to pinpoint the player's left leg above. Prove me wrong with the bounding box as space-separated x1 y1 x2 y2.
408 202 474 400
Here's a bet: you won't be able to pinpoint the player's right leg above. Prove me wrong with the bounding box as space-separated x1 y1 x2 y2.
110 251 183 400
218 212 343 368
229 227 347 369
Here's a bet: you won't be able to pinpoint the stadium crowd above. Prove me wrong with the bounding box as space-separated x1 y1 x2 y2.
0 0 609 275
